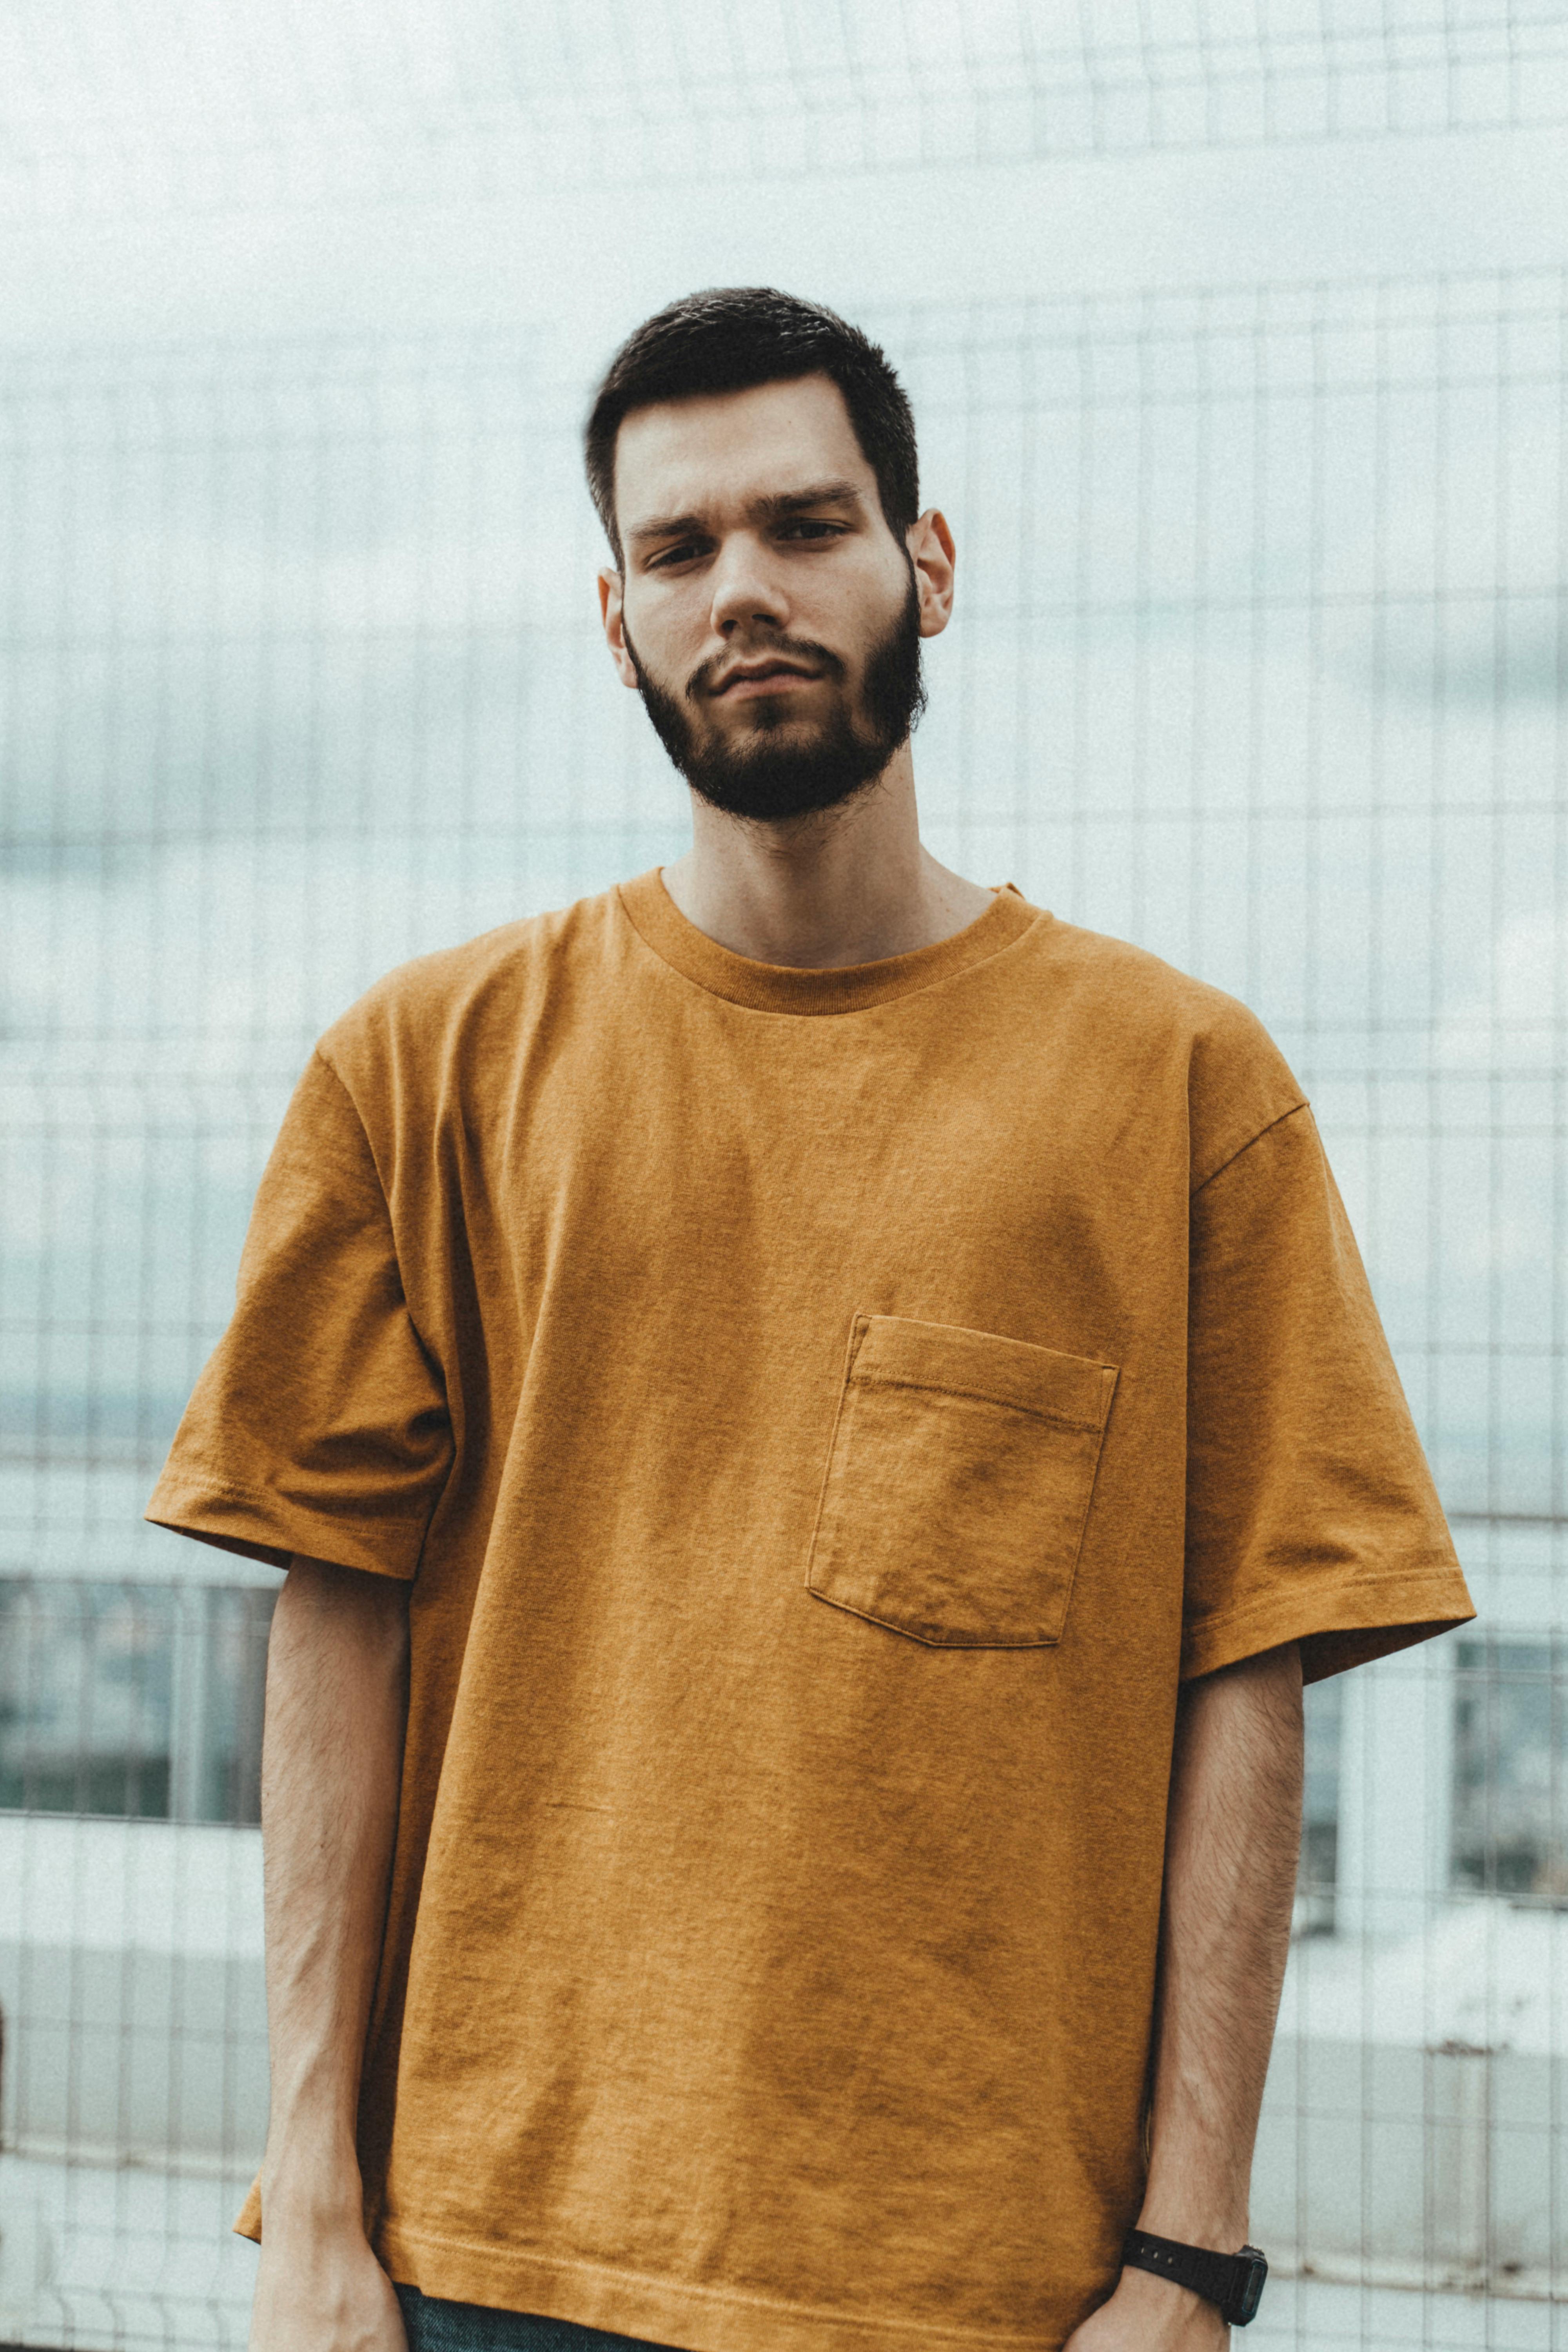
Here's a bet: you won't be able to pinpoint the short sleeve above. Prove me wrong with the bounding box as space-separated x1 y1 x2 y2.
145 1050 452 1578
1182 1103 1474 1684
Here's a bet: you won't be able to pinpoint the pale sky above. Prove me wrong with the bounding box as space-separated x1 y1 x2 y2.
0 2 1563 1544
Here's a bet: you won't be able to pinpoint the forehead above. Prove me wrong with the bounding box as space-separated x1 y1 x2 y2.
613 374 873 528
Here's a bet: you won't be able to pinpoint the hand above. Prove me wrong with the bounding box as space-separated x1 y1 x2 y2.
248 2221 409 2351
1062 2267 1229 2352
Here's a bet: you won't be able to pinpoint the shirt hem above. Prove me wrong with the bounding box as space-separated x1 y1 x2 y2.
374 2223 1076 2352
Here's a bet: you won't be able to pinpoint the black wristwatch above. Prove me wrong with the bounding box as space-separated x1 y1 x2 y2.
1121 2230 1268 2327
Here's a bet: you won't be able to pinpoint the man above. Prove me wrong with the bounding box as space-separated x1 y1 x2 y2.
149 288 1474 2352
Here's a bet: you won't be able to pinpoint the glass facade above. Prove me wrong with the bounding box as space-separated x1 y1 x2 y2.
0 1580 272 1826
1453 1637 1568 1904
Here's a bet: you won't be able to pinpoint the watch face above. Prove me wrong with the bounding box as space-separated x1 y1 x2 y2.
1232 2249 1268 2326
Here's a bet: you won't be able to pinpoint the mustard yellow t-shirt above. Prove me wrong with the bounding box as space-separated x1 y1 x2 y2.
148 872 1473 2352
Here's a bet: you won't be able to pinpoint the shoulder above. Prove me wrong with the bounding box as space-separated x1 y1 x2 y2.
1023 912 1246 1025
312 885 626 1095
1017 911 1307 1183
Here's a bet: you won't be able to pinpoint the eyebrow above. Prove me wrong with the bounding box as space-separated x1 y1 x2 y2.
627 479 866 549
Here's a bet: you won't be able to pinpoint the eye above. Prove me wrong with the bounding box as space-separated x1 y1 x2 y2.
648 539 705 570
779 519 842 542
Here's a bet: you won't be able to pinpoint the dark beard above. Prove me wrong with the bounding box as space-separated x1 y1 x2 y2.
623 570 927 823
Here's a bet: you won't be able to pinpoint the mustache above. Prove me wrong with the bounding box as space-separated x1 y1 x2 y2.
688 636 846 702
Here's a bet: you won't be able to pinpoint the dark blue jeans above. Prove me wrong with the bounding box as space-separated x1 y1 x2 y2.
395 2285 673 2352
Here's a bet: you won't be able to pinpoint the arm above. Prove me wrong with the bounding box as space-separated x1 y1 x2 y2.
1065 1641 1304 2348
248 1555 412 2352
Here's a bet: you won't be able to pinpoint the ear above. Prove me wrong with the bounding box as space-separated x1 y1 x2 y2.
907 508 956 640
598 568 642 691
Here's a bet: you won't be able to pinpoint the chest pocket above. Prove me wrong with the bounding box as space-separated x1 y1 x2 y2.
805 1313 1118 1648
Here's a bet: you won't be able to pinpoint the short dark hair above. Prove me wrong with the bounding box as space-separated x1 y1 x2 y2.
584 287 920 568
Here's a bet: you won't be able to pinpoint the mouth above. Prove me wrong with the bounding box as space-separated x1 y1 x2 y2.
711 662 821 699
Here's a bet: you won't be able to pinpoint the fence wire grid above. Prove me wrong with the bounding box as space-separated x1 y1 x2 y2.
4 0 1568 214
0 7 1564 2349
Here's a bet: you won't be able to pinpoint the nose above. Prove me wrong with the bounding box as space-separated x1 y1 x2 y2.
707 532 788 638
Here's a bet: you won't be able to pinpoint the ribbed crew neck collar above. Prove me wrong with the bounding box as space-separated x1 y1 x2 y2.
617 867 1043 1016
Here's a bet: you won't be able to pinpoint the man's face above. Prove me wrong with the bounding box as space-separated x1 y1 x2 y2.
601 374 930 822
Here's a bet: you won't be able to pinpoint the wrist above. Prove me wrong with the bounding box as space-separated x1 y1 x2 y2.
1122 2227 1269 2332
1116 2263 1206 2306
1134 2206 1250 2252
1136 2173 1249 2250
260 2131 367 2239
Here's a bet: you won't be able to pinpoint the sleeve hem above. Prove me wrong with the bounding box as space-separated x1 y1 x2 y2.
1180 1565 1477 1685
233 2176 263 2243
145 1476 423 1582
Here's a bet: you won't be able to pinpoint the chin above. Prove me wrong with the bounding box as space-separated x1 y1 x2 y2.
719 705 829 744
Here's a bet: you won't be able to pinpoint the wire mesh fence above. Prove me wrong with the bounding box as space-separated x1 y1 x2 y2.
5 0 1568 216
0 6 1564 2346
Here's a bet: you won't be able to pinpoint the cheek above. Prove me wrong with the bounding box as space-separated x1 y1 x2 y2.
831 561 909 648
628 592 707 680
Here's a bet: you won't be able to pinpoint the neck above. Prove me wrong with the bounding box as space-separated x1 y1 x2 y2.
660 749 994 970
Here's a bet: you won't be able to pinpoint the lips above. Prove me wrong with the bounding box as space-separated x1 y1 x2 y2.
713 662 818 695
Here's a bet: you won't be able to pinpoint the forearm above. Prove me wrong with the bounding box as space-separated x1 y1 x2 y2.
1063 1644 1303 2350
258 1554 410 2229
1138 1640 1304 2244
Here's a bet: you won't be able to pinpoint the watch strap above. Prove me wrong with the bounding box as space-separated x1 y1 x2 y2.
1121 2229 1269 2326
